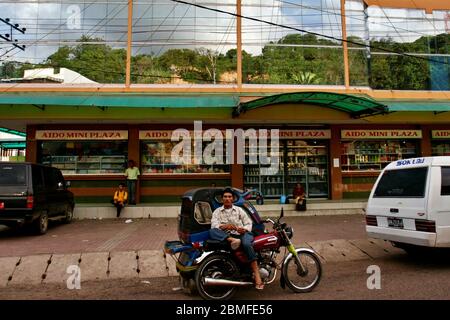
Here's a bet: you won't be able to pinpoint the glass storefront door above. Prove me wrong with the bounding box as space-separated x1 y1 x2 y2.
244 139 329 199
285 140 329 198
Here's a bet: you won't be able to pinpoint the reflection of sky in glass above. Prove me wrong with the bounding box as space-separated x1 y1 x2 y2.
242 0 343 54
0 0 448 63
132 0 236 56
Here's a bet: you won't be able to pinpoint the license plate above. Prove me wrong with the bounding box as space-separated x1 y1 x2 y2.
0 202 4 210
388 217 403 229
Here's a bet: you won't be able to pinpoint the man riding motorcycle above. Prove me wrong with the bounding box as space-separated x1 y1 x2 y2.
209 187 264 290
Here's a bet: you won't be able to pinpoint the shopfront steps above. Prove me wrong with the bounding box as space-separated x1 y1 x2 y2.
73 200 366 220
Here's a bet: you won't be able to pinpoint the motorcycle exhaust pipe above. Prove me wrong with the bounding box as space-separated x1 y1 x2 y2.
203 278 254 287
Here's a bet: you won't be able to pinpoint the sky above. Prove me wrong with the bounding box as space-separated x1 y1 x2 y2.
0 0 448 64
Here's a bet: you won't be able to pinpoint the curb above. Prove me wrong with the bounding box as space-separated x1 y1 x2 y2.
0 238 402 287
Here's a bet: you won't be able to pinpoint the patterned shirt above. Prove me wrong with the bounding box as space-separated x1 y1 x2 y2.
211 205 252 235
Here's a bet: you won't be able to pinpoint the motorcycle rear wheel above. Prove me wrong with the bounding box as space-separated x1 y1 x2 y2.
282 250 322 293
194 253 238 300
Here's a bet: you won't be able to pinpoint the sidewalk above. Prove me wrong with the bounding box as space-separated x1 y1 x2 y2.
73 199 367 219
0 214 406 287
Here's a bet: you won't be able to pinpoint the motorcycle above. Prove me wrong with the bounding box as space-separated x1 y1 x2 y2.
164 187 322 300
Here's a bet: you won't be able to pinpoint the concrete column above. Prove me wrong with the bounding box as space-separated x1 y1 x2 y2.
26 125 37 163
419 125 432 157
330 125 343 200
128 125 140 203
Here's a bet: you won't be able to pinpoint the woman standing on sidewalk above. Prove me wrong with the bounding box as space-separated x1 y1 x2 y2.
124 159 140 205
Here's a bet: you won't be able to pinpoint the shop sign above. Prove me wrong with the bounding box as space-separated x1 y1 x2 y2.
139 129 331 140
261 130 330 139
432 130 450 139
341 130 422 139
36 130 128 140
139 131 173 140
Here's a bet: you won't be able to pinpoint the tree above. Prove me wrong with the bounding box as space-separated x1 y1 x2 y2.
197 48 218 84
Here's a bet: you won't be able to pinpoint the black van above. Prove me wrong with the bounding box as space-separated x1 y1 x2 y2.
0 162 75 234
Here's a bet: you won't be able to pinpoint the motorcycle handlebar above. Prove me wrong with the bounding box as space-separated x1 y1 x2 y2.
264 218 276 225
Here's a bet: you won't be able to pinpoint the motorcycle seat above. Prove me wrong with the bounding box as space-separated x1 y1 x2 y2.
204 239 229 251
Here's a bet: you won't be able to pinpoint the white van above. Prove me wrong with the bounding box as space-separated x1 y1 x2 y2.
366 156 450 251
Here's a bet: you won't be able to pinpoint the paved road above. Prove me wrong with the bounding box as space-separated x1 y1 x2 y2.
1 253 449 300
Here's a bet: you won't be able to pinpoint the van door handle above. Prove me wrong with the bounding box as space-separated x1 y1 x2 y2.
390 208 399 213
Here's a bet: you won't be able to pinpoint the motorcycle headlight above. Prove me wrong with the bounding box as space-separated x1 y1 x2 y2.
285 226 294 239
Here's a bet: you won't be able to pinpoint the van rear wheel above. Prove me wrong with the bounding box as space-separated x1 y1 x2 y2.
34 213 48 235
63 205 74 224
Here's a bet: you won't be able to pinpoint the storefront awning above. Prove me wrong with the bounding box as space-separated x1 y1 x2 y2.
383 101 450 112
233 92 388 118
0 142 26 149
0 127 26 137
0 94 239 109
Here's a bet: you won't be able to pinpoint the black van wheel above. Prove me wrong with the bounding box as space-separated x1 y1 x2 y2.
34 213 48 235
63 205 74 224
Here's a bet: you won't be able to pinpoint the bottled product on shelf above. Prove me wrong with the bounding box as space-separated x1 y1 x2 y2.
340 140 417 172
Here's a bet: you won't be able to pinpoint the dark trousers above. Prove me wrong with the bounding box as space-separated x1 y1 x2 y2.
114 202 124 217
127 180 137 204
209 228 256 261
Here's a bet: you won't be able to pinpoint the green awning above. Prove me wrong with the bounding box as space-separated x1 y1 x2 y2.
0 127 26 137
0 142 26 149
233 92 388 118
0 94 239 109
383 101 450 112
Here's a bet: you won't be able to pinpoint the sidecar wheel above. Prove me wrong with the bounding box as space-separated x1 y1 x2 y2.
194 254 238 300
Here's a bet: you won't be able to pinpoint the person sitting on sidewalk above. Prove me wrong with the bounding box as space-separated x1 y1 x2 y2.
209 187 264 290
112 183 128 218
293 183 306 211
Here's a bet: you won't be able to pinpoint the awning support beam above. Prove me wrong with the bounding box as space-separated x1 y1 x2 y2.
32 104 45 111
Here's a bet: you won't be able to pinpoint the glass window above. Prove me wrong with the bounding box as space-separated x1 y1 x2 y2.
38 141 128 175
341 140 417 172
0 164 26 185
32 166 45 192
374 167 428 198
132 0 236 85
44 167 58 191
432 142 450 156
141 140 230 174
244 139 329 198
441 167 450 196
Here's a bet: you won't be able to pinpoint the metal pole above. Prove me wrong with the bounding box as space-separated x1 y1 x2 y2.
237 0 242 88
364 1 372 86
126 0 133 88
340 0 350 88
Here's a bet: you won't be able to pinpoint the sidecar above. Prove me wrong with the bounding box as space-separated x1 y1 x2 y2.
163 187 265 292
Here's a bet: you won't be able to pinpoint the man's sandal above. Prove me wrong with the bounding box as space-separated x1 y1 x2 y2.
255 283 265 290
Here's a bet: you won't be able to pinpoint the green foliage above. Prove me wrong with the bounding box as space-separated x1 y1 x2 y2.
45 35 126 83
2 32 448 90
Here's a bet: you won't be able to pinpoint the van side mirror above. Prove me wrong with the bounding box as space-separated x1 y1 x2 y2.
65 181 71 188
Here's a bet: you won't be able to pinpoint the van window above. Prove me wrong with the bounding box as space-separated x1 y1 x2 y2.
374 167 428 198
43 167 58 191
441 167 450 196
54 168 65 188
0 164 26 185
32 166 45 192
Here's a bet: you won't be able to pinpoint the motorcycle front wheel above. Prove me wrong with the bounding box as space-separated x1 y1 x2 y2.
282 249 322 293
194 253 238 300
